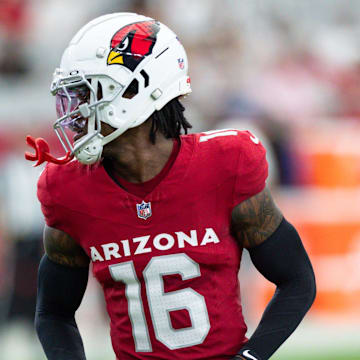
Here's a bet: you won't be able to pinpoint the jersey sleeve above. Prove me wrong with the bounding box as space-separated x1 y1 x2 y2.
232 130 268 206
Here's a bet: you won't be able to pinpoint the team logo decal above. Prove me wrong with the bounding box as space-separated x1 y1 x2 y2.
136 201 152 220
107 20 160 71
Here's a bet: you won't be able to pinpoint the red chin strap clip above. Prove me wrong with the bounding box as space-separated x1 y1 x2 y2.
25 135 74 167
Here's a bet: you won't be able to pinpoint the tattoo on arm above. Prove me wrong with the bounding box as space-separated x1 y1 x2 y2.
43 225 89 267
231 187 283 248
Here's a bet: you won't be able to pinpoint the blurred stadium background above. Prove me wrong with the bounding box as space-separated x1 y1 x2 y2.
1 0 360 359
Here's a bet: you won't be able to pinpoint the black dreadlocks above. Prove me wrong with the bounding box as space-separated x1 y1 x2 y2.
149 97 192 144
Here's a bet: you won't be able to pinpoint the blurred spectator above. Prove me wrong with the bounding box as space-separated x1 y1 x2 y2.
0 151 43 320
0 0 31 75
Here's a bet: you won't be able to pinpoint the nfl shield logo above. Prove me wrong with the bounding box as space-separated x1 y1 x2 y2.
136 201 152 220
178 58 185 69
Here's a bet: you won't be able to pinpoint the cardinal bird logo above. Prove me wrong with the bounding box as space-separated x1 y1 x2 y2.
107 20 160 71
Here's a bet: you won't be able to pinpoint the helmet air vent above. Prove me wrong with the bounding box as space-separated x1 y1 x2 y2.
140 70 149 87
122 79 139 99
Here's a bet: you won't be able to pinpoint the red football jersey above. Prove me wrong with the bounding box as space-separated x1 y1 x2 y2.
37 129 268 360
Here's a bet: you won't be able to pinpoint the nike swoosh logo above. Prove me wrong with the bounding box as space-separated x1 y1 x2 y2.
243 350 258 360
250 135 259 144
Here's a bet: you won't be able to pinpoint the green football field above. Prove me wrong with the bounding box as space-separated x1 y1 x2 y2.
278 356 360 360
274 353 360 360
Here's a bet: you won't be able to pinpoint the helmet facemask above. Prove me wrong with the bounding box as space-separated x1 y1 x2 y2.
51 70 123 164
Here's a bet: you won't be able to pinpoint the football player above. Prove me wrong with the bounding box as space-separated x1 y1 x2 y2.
29 13 316 360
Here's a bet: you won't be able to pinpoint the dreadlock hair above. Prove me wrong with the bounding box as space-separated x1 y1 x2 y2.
149 97 192 144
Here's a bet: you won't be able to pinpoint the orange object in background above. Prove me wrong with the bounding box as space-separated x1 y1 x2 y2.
309 152 360 188
298 222 360 316
258 189 360 320
294 120 360 188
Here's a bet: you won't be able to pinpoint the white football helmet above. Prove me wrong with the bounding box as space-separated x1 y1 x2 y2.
51 13 191 165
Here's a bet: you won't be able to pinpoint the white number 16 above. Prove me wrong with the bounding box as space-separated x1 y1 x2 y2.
109 253 211 352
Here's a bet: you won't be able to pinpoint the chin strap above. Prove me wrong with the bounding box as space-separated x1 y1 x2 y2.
25 135 74 167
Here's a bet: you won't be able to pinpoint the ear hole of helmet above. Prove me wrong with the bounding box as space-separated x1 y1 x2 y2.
122 79 139 99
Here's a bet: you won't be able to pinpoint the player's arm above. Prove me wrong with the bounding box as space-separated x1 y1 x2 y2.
231 187 316 360
35 225 90 360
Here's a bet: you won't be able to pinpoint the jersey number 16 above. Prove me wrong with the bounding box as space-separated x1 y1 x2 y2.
109 253 211 352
